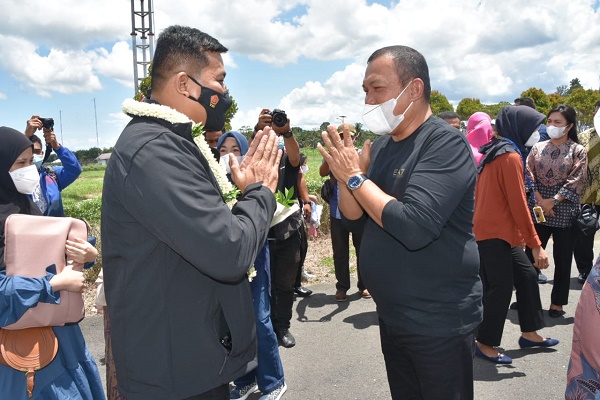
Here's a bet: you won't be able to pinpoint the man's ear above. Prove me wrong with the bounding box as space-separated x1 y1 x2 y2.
410 78 425 101
174 72 191 97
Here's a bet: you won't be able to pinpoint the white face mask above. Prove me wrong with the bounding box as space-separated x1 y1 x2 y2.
33 154 44 169
300 165 309 174
219 153 244 174
362 81 414 135
547 125 568 139
594 108 600 132
9 164 40 195
524 129 540 147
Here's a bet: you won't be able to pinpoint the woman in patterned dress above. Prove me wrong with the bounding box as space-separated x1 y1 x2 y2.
526 104 587 317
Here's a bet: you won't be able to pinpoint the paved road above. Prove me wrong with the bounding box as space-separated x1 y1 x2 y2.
81 237 591 399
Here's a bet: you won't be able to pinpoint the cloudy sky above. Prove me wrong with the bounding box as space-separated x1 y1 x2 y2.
1 0 599 150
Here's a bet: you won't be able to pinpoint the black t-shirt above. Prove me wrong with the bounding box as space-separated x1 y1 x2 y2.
275 153 300 198
346 116 483 337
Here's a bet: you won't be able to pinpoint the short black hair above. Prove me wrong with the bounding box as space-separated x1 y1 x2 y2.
514 97 536 110
438 111 460 120
29 135 42 147
151 25 228 93
548 104 579 143
367 45 431 102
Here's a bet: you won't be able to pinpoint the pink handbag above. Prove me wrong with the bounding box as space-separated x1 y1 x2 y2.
3 214 86 330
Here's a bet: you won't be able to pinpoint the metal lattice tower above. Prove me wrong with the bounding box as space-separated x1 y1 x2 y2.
130 0 155 95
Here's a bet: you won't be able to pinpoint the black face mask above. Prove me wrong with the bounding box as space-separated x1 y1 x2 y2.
187 75 232 132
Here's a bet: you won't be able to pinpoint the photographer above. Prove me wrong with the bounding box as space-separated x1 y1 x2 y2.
256 108 303 348
24 115 82 217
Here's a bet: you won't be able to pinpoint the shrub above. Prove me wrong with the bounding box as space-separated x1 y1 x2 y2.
64 197 102 226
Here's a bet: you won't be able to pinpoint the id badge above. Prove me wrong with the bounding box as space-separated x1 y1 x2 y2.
533 206 546 223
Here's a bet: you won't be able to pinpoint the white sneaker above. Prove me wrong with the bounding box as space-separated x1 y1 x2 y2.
258 382 287 400
230 381 258 400
302 271 315 279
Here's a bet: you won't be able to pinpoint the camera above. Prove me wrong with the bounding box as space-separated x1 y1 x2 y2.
39 117 54 130
268 109 288 128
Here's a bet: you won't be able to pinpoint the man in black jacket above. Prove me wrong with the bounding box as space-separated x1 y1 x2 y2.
102 25 282 400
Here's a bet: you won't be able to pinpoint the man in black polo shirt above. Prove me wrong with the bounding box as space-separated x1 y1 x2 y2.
318 45 482 400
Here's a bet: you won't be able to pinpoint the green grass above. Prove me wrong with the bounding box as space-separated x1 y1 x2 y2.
62 166 105 208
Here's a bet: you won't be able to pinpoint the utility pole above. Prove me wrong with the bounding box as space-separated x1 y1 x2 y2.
93 98 99 148
131 0 155 94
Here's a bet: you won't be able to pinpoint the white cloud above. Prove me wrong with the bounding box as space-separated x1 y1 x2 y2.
2 0 600 144
94 42 135 88
0 92 6 100
0 35 102 96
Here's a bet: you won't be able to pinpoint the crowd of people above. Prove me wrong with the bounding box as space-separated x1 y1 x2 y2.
2 23 600 400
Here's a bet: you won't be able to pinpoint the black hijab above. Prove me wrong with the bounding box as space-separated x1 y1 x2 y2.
478 106 545 174
0 126 42 269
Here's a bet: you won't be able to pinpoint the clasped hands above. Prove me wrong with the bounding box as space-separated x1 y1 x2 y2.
317 124 371 185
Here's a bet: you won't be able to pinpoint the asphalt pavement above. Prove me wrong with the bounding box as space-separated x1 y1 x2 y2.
81 237 591 399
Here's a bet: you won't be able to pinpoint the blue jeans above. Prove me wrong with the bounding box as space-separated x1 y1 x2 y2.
234 242 285 393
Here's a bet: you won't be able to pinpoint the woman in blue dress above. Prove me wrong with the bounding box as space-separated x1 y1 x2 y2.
0 126 105 400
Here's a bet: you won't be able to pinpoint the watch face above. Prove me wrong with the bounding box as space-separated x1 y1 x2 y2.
348 175 363 189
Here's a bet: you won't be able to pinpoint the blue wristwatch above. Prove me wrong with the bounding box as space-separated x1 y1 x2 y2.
346 174 369 191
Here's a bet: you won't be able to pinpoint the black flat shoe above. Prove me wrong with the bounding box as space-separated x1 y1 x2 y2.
294 286 313 297
276 328 296 348
548 309 566 318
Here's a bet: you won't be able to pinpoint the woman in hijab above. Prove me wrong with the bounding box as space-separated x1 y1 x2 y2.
472 106 559 364
0 126 105 399
219 132 287 400
466 112 494 166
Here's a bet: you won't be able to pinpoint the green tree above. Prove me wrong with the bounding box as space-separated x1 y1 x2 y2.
135 64 153 101
520 88 551 116
566 88 600 126
567 78 583 94
353 122 364 139
482 101 511 120
456 98 483 121
224 96 238 132
430 90 454 115
556 85 568 97
548 93 566 109
319 122 331 132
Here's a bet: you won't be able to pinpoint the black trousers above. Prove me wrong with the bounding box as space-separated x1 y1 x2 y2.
477 239 545 346
330 217 364 292
573 205 600 275
379 318 475 400
526 224 575 306
269 230 302 331
184 384 229 400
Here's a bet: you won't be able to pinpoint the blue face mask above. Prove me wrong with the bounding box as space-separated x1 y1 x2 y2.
278 137 285 150
33 154 44 169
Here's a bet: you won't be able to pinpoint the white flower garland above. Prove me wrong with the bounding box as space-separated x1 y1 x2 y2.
122 98 238 208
